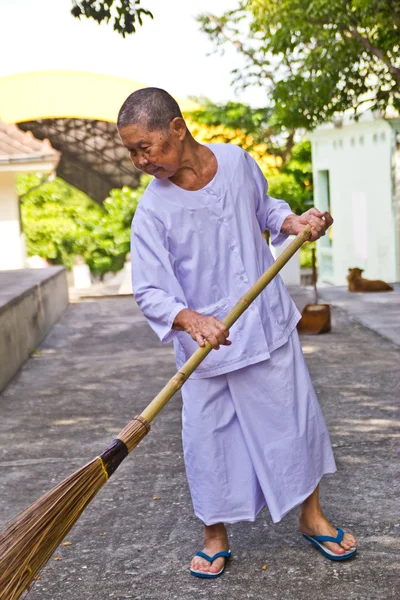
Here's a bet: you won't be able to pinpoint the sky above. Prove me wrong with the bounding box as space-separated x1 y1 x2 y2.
0 0 266 106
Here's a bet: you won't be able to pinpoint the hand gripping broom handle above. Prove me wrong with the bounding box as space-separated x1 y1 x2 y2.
139 225 311 423
103 225 311 472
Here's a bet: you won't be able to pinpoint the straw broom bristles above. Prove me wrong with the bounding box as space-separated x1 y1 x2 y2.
0 459 105 598
0 416 150 600
0 226 311 600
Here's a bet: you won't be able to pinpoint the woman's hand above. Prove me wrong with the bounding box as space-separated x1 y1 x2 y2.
281 209 334 242
173 309 231 349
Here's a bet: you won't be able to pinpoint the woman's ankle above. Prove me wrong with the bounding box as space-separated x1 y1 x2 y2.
300 506 325 525
204 523 228 544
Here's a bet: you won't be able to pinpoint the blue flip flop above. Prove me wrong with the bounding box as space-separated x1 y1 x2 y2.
190 550 232 578
303 527 357 561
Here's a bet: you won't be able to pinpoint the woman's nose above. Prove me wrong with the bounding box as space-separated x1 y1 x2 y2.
138 154 149 168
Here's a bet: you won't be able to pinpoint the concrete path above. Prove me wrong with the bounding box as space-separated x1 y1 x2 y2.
0 292 399 599
316 284 400 347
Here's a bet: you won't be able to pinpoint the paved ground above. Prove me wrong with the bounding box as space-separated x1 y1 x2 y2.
317 284 400 347
0 291 399 600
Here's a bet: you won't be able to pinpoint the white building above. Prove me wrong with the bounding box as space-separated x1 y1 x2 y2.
0 122 59 270
310 113 400 285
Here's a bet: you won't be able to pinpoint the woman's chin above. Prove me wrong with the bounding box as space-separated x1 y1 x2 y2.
153 172 168 180
153 168 173 180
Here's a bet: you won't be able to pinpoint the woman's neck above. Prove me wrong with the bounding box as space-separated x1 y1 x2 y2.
169 138 217 191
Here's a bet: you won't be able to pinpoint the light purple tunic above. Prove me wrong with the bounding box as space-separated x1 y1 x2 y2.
130 143 301 378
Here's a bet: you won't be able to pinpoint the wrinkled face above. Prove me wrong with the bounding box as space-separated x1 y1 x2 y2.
118 118 186 179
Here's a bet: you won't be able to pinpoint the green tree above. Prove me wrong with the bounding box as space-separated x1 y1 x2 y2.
71 1 153 36
188 99 295 165
198 0 400 128
88 182 149 277
267 140 313 214
18 175 149 277
19 176 103 270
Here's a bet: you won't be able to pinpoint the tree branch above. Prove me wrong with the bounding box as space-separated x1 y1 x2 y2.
346 27 400 85
301 13 400 85
281 130 295 165
206 14 276 84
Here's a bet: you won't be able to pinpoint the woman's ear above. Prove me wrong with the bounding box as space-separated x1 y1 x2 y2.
170 117 187 141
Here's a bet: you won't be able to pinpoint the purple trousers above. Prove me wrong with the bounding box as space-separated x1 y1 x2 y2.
181 330 336 525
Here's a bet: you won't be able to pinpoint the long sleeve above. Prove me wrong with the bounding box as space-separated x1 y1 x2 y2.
245 152 294 246
130 207 187 343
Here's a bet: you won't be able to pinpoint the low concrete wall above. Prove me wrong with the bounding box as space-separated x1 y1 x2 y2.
0 267 68 392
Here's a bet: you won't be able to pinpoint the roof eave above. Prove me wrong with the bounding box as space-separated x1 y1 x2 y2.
0 155 59 173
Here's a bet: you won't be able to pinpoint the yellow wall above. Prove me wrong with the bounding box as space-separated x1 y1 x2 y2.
0 71 197 124
0 71 276 172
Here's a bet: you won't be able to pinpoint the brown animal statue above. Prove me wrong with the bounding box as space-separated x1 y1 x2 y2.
347 268 393 292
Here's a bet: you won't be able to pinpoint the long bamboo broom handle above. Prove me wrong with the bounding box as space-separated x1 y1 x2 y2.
137 225 311 426
0 226 311 600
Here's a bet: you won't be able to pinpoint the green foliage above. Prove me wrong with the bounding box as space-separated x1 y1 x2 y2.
19 175 149 277
189 100 273 140
188 98 292 163
275 140 314 214
17 173 49 197
71 0 153 36
20 176 102 270
300 241 316 269
87 183 148 276
198 0 400 128
266 153 313 215
266 171 312 216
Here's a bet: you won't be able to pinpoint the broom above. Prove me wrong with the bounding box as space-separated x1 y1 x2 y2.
0 224 311 599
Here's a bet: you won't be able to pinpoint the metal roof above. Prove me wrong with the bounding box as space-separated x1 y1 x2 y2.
0 71 197 202
18 118 139 203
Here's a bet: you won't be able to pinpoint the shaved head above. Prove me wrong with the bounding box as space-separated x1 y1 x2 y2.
117 87 183 132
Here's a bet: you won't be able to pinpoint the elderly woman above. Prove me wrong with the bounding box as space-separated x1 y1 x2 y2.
118 88 357 578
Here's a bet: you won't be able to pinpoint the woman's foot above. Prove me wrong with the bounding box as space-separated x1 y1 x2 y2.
299 515 357 555
190 523 229 575
300 485 356 555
